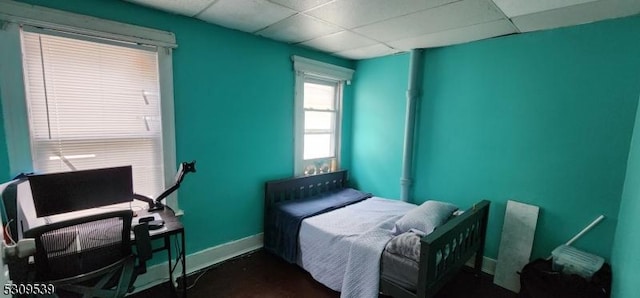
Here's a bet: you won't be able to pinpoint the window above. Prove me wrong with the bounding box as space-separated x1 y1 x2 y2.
293 56 353 176
21 29 163 198
0 3 179 211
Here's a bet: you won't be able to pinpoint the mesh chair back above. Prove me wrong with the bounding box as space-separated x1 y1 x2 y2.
27 210 133 281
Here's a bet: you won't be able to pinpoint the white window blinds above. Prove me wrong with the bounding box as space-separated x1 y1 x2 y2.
21 29 165 198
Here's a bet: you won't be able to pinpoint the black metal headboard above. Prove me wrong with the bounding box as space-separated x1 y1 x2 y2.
264 170 348 207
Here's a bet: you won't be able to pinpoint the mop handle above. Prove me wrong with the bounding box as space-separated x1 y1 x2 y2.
565 215 605 246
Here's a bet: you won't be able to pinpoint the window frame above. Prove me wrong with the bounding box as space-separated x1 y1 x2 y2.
292 56 353 176
0 2 181 213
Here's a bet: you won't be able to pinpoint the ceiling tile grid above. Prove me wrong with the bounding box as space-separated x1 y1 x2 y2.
300 31 380 53
492 0 600 18
334 43 401 60
196 0 296 33
352 0 506 42
305 0 459 29
125 0 640 60
388 19 517 51
125 0 215 17
267 0 332 12
255 14 343 43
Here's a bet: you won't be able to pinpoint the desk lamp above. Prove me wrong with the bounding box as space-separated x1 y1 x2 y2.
134 160 196 212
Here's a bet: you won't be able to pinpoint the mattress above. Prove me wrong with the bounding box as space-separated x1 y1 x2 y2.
380 229 423 292
381 250 420 291
297 197 416 291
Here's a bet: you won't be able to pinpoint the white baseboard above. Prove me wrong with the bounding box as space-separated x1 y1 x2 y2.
131 233 263 293
185 233 264 274
465 254 497 276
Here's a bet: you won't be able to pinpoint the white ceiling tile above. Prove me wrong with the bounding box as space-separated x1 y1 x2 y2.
256 14 343 43
334 44 401 60
300 31 380 53
353 0 505 42
267 0 332 12
511 0 640 32
611 0 640 16
197 0 296 33
491 0 598 18
388 19 516 51
126 0 215 17
307 0 458 29
127 0 640 60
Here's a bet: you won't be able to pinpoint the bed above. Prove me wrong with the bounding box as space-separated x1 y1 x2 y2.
264 170 490 298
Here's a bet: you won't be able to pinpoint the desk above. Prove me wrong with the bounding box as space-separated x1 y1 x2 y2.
9 179 188 296
13 206 187 298
135 207 186 298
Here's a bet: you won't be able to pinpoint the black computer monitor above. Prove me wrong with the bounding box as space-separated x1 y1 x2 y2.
28 166 134 217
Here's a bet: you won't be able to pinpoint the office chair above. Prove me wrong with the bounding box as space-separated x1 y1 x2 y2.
24 210 152 297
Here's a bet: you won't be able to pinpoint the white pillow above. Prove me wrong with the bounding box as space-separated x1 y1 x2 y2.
395 200 458 235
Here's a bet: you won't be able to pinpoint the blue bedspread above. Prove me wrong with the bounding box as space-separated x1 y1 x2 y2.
265 188 371 263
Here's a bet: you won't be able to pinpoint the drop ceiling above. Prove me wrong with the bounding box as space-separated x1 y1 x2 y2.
126 0 640 60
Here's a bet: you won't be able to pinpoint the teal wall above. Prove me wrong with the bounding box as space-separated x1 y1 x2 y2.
0 85 9 181
612 97 640 297
352 15 640 261
5 2 640 291
351 53 409 197
1 0 355 254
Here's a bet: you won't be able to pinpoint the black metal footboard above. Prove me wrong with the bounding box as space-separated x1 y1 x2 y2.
381 200 491 298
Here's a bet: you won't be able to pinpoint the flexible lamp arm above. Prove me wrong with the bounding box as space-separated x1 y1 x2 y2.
135 160 196 212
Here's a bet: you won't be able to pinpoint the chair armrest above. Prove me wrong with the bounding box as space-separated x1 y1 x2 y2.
133 224 152 274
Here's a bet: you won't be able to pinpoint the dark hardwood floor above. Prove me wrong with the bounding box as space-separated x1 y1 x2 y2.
132 249 517 298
